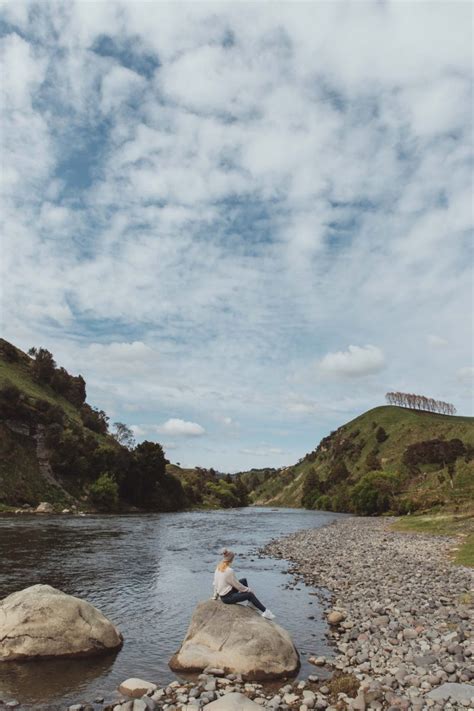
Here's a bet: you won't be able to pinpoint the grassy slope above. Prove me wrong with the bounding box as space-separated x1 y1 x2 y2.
392 513 474 567
248 406 474 508
0 354 81 424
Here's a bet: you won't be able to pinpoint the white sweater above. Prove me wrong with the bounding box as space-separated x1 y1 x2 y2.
213 567 249 597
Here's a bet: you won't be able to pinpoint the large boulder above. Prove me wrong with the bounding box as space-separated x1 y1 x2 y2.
0 584 123 661
36 502 54 513
169 600 299 680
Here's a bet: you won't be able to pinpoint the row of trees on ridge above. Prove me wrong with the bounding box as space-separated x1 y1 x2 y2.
386 392 456 415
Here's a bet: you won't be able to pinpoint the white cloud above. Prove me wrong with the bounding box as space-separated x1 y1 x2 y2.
158 419 205 437
427 335 449 348
1 1 472 469
319 345 386 378
240 447 285 457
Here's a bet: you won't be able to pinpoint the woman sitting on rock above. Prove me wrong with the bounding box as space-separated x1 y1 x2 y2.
212 548 275 619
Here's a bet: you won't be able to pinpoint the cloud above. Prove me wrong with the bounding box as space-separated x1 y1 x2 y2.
240 447 286 457
0 1 472 469
158 419 205 437
427 335 449 348
319 345 386 378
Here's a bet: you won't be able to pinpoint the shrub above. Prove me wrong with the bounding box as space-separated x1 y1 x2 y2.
31 348 56 384
80 404 109 434
365 448 381 471
403 439 466 469
375 426 389 443
327 460 349 485
350 471 402 515
89 473 119 511
314 494 332 511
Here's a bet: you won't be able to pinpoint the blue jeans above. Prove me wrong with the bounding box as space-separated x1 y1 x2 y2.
220 577 266 613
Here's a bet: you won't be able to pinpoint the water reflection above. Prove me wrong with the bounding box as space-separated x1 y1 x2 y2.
0 652 119 706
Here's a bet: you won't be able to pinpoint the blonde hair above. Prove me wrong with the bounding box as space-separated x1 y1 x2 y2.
217 548 234 572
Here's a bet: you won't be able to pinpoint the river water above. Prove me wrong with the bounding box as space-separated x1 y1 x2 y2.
0 507 343 709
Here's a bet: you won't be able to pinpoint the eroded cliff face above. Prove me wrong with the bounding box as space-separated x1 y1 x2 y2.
0 420 72 507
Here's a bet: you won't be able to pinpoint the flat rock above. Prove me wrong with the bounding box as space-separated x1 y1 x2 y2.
426 682 474 702
0 584 122 661
118 678 158 698
202 692 262 710
169 600 299 680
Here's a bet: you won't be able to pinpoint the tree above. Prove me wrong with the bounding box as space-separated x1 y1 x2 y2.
112 422 136 449
328 460 349 485
351 471 401 515
302 468 320 508
375 426 389 443
90 473 119 511
385 392 456 415
31 348 56 384
80 404 109 434
123 441 169 509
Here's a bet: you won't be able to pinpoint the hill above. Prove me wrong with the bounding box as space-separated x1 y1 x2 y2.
166 464 248 509
239 406 474 515
0 339 249 513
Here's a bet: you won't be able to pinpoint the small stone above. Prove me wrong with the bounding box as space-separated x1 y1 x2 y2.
327 611 345 626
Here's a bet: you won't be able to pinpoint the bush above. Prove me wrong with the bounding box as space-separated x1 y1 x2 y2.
31 348 56 384
365 448 381 471
403 439 466 469
350 471 402 515
80 404 109 434
314 494 332 511
375 426 389 443
89 473 119 511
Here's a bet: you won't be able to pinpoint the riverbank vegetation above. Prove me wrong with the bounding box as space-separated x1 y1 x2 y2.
0 339 246 513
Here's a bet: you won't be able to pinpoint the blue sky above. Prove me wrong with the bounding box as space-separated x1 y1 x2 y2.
1 1 472 471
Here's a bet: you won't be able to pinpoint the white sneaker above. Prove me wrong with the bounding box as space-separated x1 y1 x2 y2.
262 609 275 620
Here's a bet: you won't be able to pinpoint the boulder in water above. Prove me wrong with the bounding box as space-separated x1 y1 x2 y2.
169 600 299 680
0 584 123 661
35 502 54 513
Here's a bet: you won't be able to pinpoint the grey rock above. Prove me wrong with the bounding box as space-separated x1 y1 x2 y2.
426 683 474 702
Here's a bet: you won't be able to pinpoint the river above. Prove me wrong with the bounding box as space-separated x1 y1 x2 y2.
0 507 344 709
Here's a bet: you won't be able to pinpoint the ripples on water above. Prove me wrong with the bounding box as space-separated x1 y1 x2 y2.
0 508 342 709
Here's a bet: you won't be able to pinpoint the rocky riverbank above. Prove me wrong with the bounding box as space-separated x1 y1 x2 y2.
263 516 474 710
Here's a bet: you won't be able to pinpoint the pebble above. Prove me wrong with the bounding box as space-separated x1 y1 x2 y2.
263 517 473 711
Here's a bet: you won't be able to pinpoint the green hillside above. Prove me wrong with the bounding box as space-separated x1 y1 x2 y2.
240 406 474 514
166 464 248 509
0 339 248 513
0 339 185 512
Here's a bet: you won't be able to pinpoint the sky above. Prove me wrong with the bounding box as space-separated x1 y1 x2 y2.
1 1 473 472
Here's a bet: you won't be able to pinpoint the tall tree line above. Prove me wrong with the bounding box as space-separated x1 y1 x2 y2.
386 392 456 415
